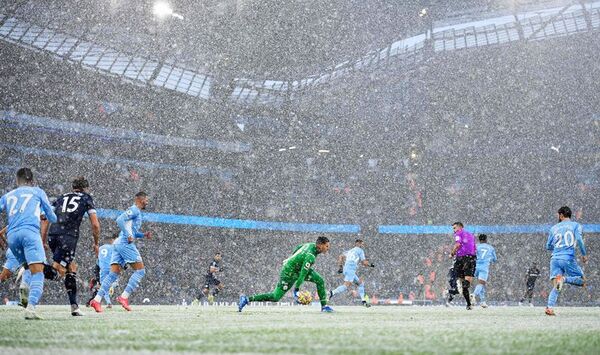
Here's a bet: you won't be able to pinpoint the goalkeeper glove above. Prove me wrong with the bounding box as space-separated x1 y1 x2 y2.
337 267 343 274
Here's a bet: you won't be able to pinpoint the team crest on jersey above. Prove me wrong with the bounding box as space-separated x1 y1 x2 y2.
126 209 133 216
305 262 311 268
283 284 288 290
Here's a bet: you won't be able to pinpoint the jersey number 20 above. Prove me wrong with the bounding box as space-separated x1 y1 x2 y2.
554 231 575 248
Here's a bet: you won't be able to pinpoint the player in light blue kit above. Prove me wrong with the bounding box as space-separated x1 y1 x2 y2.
545 206 588 316
473 234 497 308
90 192 151 313
329 239 375 307
0 168 57 319
96 233 118 307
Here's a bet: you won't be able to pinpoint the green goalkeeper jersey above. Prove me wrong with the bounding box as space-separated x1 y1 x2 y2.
281 243 318 289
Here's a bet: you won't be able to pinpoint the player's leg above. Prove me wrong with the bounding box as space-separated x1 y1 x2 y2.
48 236 68 278
203 287 210 297
17 230 48 319
119 243 146 304
212 280 223 297
546 259 565 315
305 270 333 312
331 267 355 298
305 269 328 307
564 260 585 287
65 261 81 315
239 278 289 312
1 248 20 282
249 278 290 303
19 268 32 307
98 268 112 305
356 276 366 299
458 257 474 309
474 269 488 306
355 276 370 307
526 288 534 306
91 250 124 312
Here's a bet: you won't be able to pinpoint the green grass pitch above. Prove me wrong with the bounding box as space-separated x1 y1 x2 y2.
1 305 599 354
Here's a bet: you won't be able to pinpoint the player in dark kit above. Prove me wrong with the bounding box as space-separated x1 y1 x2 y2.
445 265 460 306
519 262 541 306
42 176 100 316
198 252 224 304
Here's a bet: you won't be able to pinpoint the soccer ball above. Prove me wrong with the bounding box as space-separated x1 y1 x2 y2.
297 291 312 305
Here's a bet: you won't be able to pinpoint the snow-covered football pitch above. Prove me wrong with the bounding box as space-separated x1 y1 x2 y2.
1 305 599 354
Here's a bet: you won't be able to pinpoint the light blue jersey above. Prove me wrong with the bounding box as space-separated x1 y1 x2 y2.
115 205 144 245
97 244 114 271
546 220 586 260
0 186 57 233
476 243 497 269
344 247 366 272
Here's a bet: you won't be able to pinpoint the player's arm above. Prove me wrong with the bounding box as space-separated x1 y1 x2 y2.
545 230 554 251
337 254 345 273
40 215 50 249
575 224 588 263
116 208 137 242
86 198 101 256
450 242 461 257
89 213 100 256
294 254 315 290
0 226 6 249
39 189 57 223
359 250 374 267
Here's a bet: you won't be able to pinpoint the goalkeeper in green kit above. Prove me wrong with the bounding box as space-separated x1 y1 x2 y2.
238 236 334 312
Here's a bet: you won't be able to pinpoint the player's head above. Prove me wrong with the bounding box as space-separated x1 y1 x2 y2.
557 206 571 221
135 191 149 210
452 222 463 232
16 168 34 186
355 239 364 248
72 176 90 192
316 236 330 254
478 234 488 243
214 252 222 261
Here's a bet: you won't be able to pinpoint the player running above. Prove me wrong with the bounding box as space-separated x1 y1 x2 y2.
42 176 100 316
444 265 459 306
90 192 151 313
198 252 224 304
329 239 374 307
473 234 497 308
93 233 118 307
545 206 588 316
519 262 541 306
450 222 476 310
0 168 57 319
238 236 333 313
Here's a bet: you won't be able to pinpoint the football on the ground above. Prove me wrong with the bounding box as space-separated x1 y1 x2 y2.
297 291 313 305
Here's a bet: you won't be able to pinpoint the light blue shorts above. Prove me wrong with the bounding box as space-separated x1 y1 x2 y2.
475 266 489 282
8 228 47 265
549 258 583 280
343 268 360 283
3 248 22 273
111 243 143 266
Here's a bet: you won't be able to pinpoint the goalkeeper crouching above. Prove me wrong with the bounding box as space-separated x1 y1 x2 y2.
238 236 333 313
